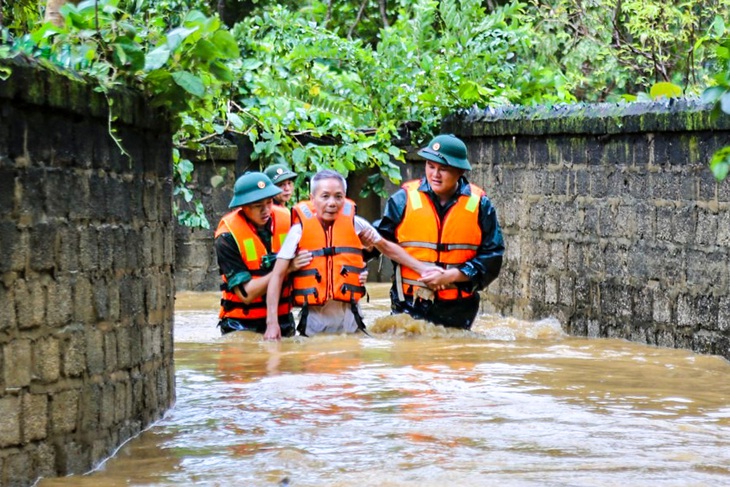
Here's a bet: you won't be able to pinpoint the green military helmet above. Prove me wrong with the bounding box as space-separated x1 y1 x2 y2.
264 162 298 185
228 172 282 208
417 134 471 170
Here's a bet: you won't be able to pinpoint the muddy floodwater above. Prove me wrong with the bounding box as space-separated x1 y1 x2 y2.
40 284 730 486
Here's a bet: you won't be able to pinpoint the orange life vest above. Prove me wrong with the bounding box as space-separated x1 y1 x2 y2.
290 199 366 306
215 205 292 320
394 179 483 301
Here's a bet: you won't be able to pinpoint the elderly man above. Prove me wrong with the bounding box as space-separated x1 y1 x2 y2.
375 134 505 329
265 169 431 339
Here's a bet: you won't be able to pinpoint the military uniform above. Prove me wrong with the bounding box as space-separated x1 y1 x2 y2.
375 134 504 329
215 172 296 336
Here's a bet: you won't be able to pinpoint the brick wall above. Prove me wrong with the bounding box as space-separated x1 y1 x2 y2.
174 146 240 292
443 100 730 360
0 58 175 486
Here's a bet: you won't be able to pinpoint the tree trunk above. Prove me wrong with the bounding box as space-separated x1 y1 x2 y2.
44 0 80 26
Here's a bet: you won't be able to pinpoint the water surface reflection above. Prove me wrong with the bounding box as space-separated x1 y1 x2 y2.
40 286 730 486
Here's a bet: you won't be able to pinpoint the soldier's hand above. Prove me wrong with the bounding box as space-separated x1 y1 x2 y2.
419 267 448 290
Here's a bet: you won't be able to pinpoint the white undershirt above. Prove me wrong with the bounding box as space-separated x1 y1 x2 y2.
277 216 381 334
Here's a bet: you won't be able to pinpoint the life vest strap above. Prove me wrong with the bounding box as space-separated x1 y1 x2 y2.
339 264 366 276
399 241 438 250
309 246 362 257
400 241 479 252
249 268 270 277
297 302 309 337
220 297 287 312
401 277 456 290
445 243 479 251
292 268 322 282
291 287 319 299
350 301 371 337
339 283 366 297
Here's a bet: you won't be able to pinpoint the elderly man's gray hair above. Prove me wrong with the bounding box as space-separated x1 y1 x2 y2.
310 169 347 195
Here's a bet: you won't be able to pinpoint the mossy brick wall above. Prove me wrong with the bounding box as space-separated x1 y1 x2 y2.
0 59 175 486
443 100 730 360
174 146 239 292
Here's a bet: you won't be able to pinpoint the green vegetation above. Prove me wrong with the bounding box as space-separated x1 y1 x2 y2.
702 19 730 182
2 0 730 226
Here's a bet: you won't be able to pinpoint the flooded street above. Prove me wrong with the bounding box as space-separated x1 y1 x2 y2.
40 285 730 486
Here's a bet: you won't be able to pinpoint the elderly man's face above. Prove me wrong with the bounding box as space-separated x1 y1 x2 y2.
312 178 345 224
242 198 274 227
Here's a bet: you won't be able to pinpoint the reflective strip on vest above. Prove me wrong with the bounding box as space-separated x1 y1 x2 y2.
407 188 422 210
243 238 257 262
465 193 480 213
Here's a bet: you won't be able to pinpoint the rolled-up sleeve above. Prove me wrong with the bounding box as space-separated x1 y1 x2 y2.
457 196 504 291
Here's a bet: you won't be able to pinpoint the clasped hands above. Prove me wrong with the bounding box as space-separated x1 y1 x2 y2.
419 265 450 291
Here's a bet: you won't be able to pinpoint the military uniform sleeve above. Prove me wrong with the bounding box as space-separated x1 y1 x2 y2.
457 195 504 291
215 232 252 291
373 188 407 242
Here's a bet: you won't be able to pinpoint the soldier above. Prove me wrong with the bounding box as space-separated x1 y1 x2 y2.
214 172 309 336
264 162 298 209
375 134 505 329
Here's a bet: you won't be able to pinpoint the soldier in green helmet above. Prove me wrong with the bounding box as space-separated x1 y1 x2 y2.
264 161 298 210
373 134 505 329
214 172 311 335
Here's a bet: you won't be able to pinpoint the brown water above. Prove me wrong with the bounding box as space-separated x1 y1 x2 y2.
40 285 730 486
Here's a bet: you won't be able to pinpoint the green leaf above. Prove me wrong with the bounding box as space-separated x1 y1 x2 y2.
242 59 263 71
649 82 682 100
210 175 225 188
721 92 730 115
710 146 730 181
212 30 240 59
209 60 233 82
112 42 145 71
701 86 726 105
167 26 199 51
171 71 205 97
192 39 218 59
228 112 244 130
292 148 307 165
387 145 401 158
144 46 170 71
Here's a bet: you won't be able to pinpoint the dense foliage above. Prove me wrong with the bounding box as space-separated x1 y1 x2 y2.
2 0 730 229
702 19 730 182
226 1 571 194
528 0 730 102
